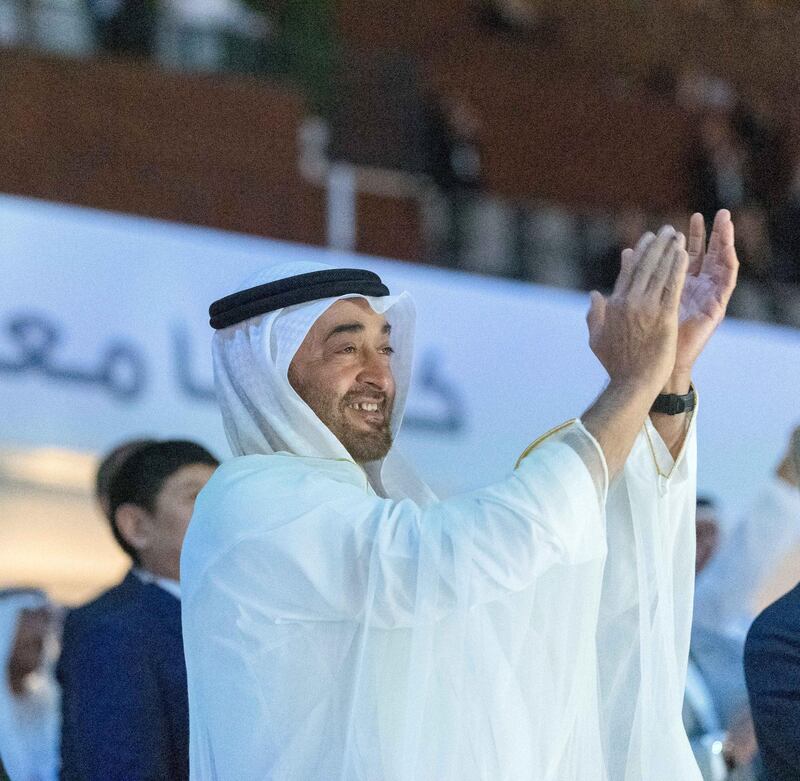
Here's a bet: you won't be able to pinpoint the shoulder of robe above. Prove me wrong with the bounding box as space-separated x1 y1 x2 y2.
215 452 366 483
201 453 371 512
185 453 375 567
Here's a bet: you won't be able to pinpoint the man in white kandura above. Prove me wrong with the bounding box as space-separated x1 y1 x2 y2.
181 210 738 780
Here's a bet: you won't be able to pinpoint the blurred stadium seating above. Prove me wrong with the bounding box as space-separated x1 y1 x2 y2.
2 0 800 323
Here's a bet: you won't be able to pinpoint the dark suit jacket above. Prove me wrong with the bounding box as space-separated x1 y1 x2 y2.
745 581 800 781
58 575 188 780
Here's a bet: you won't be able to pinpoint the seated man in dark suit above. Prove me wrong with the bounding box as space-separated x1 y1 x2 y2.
745 581 800 781
58 440 218 781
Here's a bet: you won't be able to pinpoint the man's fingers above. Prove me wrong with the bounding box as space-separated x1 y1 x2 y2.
702 209 733 273
712 208 731 234
647 232 685 299
614 231 654 296
586 290 607 335
720 269 738 310
715 226 739 309
704 208 728 267
712 213 736 266
706 212 739 307
629 224 676 295
662 245 689 312
687 212 706 275
718 212 734 248
612 248 635 296
633 230 656 261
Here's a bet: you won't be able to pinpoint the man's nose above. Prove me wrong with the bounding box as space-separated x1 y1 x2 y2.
357 350 392 391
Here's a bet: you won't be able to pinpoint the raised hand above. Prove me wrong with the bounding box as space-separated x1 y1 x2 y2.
587 225 688 397
582 225 689 476
673 209 739 382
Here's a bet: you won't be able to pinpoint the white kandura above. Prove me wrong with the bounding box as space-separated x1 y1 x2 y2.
181 260 701 780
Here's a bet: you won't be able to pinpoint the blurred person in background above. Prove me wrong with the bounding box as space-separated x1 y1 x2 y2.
0 589 61 781
769 154 800 325
771 158 800 285
745 590 800 781
162 0 266 32
58 440 218 781
688 111 748 227
425 92 483 266
694 427 800 644
587 210 649 294
95 439 155 521
87 0 156 57
695 496 721 575
472 0 561 43
160 0 270 72
693 428 800 779
685 497 727 781
686 497 758 780
676 66 736 114
731 98 790 214
744 428 800 781
725 204 777 322
57 437 155 775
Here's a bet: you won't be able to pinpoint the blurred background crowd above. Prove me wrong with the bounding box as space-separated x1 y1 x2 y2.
3 0 800 779
3 429 800 780
2 0 800 323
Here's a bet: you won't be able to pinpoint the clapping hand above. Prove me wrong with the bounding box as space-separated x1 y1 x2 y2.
587 225 688 396
671 209 739 384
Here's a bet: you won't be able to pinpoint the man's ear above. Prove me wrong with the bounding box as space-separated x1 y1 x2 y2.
114 503 153 554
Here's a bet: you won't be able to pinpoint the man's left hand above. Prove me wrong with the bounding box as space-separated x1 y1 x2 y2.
666 209 739 391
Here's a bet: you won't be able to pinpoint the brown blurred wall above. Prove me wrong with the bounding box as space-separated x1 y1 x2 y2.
0 49 326 244
0 49 429 261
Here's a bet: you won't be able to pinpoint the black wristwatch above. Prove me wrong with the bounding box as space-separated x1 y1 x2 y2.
650 385 696 415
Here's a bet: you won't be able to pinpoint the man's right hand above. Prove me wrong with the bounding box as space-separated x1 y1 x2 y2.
587 225 688 398
581 225 689 478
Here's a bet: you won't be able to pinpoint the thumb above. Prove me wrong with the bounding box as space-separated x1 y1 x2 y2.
586 290 607 335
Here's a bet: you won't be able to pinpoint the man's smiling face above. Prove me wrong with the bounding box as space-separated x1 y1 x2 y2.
288 298 396 464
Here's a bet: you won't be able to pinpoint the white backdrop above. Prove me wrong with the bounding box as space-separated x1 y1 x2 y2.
2 194 799 511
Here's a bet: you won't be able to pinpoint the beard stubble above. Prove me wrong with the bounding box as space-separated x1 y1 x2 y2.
289 368 393 464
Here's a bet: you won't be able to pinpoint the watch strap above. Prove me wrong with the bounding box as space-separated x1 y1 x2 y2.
650 385 696 415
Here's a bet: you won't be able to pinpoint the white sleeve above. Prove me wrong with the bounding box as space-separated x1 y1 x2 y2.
182 424 612 781
594 411 703 781
194 420 607 630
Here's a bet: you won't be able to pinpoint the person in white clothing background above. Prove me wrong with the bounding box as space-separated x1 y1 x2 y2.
695 427 800 644
0 589 60 781
691 427 800 778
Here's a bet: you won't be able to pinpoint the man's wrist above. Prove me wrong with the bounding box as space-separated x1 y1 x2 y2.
660 373 692 396
606 378 660 410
